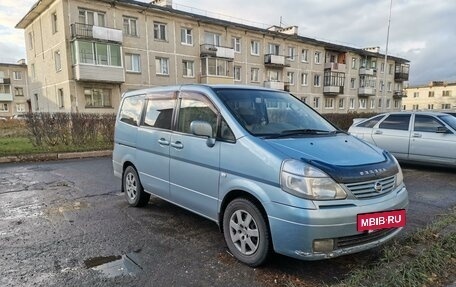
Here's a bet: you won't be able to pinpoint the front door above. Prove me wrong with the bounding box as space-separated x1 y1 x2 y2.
169 91 220 220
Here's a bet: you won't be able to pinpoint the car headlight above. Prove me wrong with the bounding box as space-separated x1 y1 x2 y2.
280 159 347 200
392 156 404 188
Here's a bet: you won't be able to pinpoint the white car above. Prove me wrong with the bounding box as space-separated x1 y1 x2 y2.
348 111 456 167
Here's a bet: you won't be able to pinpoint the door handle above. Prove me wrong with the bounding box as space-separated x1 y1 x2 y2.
171 141 184 149
374 130 383 135
158 138 170 145
412 133 422 138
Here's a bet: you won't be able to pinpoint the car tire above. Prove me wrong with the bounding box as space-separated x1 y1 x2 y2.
123 166 150 207
223 198 270 267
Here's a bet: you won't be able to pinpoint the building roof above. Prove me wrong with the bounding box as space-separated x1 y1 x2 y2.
16 0 409 63
0 62 27 68
406 81 456 89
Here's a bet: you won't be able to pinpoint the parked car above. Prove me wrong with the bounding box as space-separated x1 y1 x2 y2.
12 114 26 120
444 111 456 117
349 111 456 167
113 85 408 266
0 117 7 121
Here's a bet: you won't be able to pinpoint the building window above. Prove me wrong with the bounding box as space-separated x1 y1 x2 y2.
28 32 34 50
125 53 141 73
288 47 295 61
154 22 167 41
379 99 382 108
371 61 377 69
267 70 279 82
413 104 419 110
324 71 345 87
428 91 435 97
428 104 434 110
387 82 392 92
84 88 111 108
338 99 344 109
234 66 241 81
301 49 308 62
350 78 356 89
181 28 193 45
413 92 419 98
314 51 321 64
14 87 24 96
389 64 393 75
58 88 64 108
250 40 260 55
155 57 169 75
351 57 357 69
301 73 308 86
13 71 22 80
313 97 320 109
74 41 121 67
349 98 355 109
16 103 25 112
31 64 35 79
51 12 58 34
301 97 307 103
0 103 8 112
54 51 62 72
371 99 375 109
394 100 400 109
268 43 280 55
313 74 321 87
380 63 385 73
359 98 367 109
251 68 259 82
287 72 295 85
386 99 391 108
324 98 334 109
182 60 194 77
442 104 451 109
123 17 138 37
202 58 230 77
232 37 241 53
78 9 105 27
34 94 39 111
442 90 451 97
379 80 384 92
204 32 220 46
0 84 10 94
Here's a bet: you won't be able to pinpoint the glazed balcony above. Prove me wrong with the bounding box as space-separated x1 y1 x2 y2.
264 54 289 67
358 87 376 96
70 23 123 43
324 62 346 73
73 64 125 83
264 81 285 90
200 44 235 59
393 90 405 98
359 67 376 76
395 64 409 82
323 86 344 95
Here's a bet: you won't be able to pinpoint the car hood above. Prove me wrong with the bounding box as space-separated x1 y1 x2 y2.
265 134 398 183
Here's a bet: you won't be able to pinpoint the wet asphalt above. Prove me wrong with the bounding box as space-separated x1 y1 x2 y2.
0 158 455 287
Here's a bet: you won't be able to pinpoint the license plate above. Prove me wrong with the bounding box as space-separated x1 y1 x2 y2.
357 209 406 232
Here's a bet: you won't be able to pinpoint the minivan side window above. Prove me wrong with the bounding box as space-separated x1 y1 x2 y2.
378 114 411 131
119 96 144 126
414 115 444 132
177 92 218 137
143 98 176 130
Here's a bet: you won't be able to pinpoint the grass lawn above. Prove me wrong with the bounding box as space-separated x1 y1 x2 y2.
0 136 112 157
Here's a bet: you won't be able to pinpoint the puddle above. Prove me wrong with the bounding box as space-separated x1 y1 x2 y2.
84 251 143 278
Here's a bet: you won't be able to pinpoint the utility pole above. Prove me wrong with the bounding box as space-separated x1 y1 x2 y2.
382 0 393 112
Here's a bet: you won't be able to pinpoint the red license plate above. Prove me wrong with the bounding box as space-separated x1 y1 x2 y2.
357 209 406 231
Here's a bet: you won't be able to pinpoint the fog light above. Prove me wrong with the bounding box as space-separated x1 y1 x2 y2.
313 239 334 253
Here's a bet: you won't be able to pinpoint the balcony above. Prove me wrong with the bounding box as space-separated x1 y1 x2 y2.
264 54 289 67
70 23 123 43
358 87 376 96
395 64 409 82
264 81 285 90
73 64 125 83
323 86 344 95
200 75 234 85
0 93 13 102
200 44 234 60
393 90 405 98
359 67 376 76
324 62 346 72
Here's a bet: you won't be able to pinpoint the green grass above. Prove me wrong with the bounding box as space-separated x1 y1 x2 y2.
0 136 112 157
329 207 456 287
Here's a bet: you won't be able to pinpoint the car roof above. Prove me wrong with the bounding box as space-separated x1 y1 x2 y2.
380 111 450 117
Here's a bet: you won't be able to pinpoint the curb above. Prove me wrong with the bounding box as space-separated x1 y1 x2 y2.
0 150 112 164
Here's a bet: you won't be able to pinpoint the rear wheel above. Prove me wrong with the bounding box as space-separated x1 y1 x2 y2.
223 198 270 267
123 166 150 207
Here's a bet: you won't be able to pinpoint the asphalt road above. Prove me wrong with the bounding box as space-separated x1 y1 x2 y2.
0 158 455 287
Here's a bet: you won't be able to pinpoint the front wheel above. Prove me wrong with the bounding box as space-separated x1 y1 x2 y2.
123 166 150 207
223 198 270 267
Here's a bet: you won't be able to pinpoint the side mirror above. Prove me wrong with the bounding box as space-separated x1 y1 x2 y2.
190 120 216 147
436 126 449 133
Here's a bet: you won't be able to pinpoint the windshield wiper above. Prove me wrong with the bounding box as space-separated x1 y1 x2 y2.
264 129 333 139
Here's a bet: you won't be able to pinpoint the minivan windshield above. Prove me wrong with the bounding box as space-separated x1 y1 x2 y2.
214 88 337 137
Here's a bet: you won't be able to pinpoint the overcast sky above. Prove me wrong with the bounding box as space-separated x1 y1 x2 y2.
1 0 455 86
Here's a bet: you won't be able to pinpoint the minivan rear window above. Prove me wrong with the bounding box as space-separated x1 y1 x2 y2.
119 96 143 126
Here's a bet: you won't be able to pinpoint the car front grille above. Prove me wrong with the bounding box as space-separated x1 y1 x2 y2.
336 228 397 249
344 176 396 199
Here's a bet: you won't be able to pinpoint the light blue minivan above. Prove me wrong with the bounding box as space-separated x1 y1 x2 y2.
113 85 408 266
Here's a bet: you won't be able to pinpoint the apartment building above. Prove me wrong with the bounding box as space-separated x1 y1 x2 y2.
0 60 30 118
403 81 456 111
16 0 410 114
